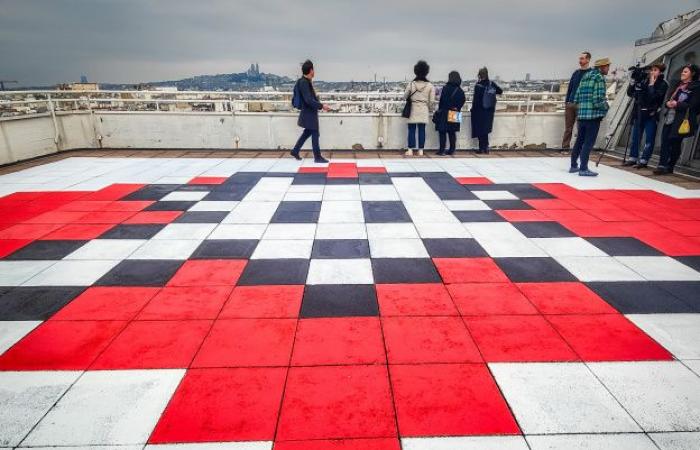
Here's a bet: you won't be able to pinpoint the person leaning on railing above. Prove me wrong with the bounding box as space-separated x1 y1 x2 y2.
653 64 700 175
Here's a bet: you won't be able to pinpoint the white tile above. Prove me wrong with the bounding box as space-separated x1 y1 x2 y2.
128 240 201 260
23 260 119 286
287 184 324 193
153 223 216 240
27 446 143 450
490 362 640 434
0 261 55 286
402 436 528 450
369 239 428 258
251 240 313 259
315 223 367 240
209 224 267 240
161 191 208 201
526 434 657 450
64 240 145 260
223 202 279 224
685 360 700 377
0 321 41 355
616 257 700 281
650 432 700 450
323 185 361 201
366 223 419 239
0 371 81 447
146 444 272 450
554 256 645 282
467 224 545 257
414 222 472 239
589 361 700 432
627 314 700 360
283 191 323 202
188 201 239 212
23 369 185 446
359 185 400 201
473 190 519 200
306 258 374 284
532 237 608 257
262 223 316 240
318 201 364 223
443 200 491 211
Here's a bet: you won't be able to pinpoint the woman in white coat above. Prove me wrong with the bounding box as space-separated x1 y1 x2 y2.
404 60 436 156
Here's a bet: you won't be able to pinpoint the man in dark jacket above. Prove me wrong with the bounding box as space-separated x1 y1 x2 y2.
562 52 592 151
291 60 329 163
623 62 669 168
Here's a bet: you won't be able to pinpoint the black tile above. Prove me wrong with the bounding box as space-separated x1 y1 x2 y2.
494 257 577 282
464 183 554 199
326 178 359 185
452 211 504 222
513 222 576 238
176 185 214 192
96 260 184 286
0 287 85 320
300 284 378 318
586 237 664 257
674 256 700 272
362 201 411 223
389 173 421 178
191 239 259 259
4 240 88 260
203 191 247 201
587 281 694 314
174 212 229 223
123 184 180 201
654 281 700 312
262 172 297 178
359 174 392 185
145 201 197 211
312 240 370 259
223 173 265 185
237 259 310 285
371 258 441 283
292 174 327 185
276 201 322 212
270 210 320 223
99 224 165 240
423 238 488 258
434 190 478 200
483 200 533 210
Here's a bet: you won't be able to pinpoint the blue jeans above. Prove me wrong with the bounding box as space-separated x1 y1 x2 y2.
293 128 321 159
629 114 658 163
571 119 601 171
408 123 426 149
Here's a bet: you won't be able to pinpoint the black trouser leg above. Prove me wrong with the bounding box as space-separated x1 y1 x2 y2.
658 124 673 168
478 134 489 152
448 131 456 153
293 129 312 154
438 132 447 152
668 137 683 171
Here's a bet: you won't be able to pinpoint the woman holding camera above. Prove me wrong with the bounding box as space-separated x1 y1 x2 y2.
654 64 700 175
623 62 668 168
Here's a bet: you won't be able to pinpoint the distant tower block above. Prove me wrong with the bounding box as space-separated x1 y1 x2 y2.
80 75 88 83
525 73 531 82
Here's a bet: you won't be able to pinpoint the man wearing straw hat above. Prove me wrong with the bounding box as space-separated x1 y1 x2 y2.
570 57 611 177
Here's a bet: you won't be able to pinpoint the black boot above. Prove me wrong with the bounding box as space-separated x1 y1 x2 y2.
290 150 302 161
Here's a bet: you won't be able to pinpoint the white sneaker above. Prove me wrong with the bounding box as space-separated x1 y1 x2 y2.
405 149 414 156
417 149 424 156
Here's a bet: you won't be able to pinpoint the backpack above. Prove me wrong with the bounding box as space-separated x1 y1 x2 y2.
482 81 497 109
291 79 304 109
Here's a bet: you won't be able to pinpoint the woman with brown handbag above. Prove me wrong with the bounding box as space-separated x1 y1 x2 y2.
435 71 466 156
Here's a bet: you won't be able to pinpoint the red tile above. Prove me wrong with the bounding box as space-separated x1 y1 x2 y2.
635 231 700 256
123 211 182 224
586 209 643 222
167 259 247 286
136 286 233 320
524 198 577 210
516 282 617 314
559 221 628 238
56 200 113 212
149 367 287 443
433 257 509 284
0 320 127 370
547 314 673 361
276 365 396 440
541 209 600 222
90 320 212 369
382 316 481 364
79 183 145 201
24 211 89 224
357 167 388 174
0 239 32 258
275 439 401 450
0 223 63 240
79 210 136 224
464 315 578 362
376 283 458 316
390 363 519 436
658 220 700 237
192 318 296 368
102 200 154 212
40 223 114 240
496 210 553 222
447 283 538 315
292 317 385 366
456 177 493 185
51 287 160 321
189 176 228 185
327 163 358 178
219 285 304 318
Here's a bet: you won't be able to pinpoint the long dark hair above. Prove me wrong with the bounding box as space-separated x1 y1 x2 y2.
684 64 700 81
447 71 462 86
413 60 430 82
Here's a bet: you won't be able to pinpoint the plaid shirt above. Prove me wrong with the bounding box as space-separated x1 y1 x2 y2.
574 68 609 120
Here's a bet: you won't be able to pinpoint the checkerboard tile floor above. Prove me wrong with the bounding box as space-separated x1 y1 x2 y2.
1 156 700 449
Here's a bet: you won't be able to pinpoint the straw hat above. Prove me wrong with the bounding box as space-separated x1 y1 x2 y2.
594 57 611 67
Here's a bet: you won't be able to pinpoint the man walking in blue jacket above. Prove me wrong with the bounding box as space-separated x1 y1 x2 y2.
291 60 329 163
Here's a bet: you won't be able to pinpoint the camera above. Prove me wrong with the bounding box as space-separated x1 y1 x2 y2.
628 63 650 85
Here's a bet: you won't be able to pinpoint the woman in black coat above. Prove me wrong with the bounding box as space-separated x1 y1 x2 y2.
435 71 466 156
654 64 700 174
471 67 503 154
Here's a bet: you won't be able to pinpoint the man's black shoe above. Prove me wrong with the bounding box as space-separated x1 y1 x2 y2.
290 151 302 161
314 157 329 164
622 160 636 167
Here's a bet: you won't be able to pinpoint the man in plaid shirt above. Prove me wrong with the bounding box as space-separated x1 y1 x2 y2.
570 57 611 176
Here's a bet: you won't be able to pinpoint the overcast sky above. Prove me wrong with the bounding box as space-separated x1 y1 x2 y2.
0 0 697 86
